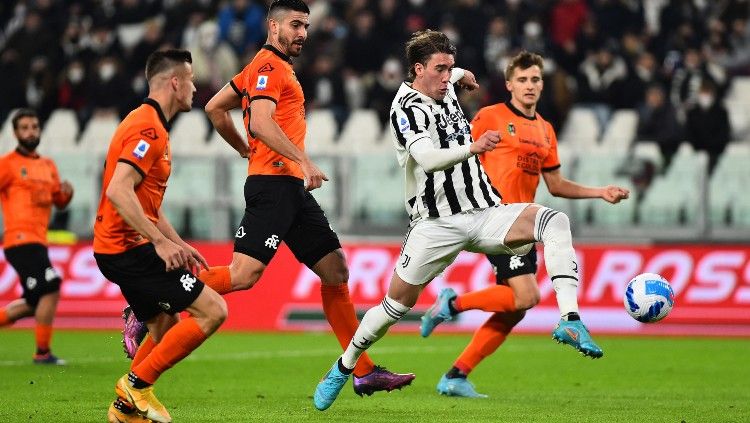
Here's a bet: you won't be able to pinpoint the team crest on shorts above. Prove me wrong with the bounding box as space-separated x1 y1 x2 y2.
507 122 516 136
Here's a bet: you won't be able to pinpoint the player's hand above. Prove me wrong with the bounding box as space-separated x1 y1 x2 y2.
154 238 188 272
602 185 630 204
182 244 209 273
60 180 74 197
457 70 479 91
300 158 329 191
470 130 500 154
238 144 250 159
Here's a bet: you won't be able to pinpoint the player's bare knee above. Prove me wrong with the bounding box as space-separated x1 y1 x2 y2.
231 266 263 290
515 290 540 310
201 291 227 330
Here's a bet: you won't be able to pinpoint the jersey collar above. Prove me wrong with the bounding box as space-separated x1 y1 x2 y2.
262 44 293 64
505 101 537 121
143 98 171 131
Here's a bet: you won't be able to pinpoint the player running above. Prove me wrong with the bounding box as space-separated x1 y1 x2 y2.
421 51 630 398
122 0 414 398
313 30 612 411
0 108 73 365
96 49 227 423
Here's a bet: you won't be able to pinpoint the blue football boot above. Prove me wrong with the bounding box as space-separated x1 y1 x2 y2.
552 318 604 358
436 374 488 398
313 359 351 411
420 288 457 337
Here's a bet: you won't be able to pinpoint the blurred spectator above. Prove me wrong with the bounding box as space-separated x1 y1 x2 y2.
637 84 683 164
190 20 239 108
127 19 167 77
300 54 348 133
577 45 627 128
619 51 664 109
57 59 89 128
549 0 589 50
25 56 57 123
483 17 512 77
86 56 132 120
343 9 383 75
519 18 548 55
217 0 265 58
670 48 727 118
0 48 26 125
366 57 403 127
4 8 60 72
685 81 730 172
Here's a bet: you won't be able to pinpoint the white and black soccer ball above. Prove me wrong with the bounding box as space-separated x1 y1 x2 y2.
623 273 675 323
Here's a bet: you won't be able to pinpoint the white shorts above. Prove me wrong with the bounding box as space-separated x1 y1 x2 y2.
396 203 533 285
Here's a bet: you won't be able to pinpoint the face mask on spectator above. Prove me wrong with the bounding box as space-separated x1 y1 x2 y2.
524 21 541 38
697 93 714 109
409 0 426 7
99 63 116 81
68 67 84 84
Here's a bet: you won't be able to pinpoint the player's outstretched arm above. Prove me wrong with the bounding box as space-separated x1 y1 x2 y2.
205 83 250 158
106 163 187 271
542 169 630 203
249 98 328 190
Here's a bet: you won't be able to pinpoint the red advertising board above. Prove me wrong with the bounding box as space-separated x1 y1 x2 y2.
1 242 749 336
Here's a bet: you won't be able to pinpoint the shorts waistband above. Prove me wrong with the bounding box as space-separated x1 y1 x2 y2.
246 174 304 185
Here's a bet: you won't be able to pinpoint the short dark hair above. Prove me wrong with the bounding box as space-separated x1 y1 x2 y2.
145 49 192 81
268 0 309 18
12 108 38 130
405 30 457 81
505 51 544 81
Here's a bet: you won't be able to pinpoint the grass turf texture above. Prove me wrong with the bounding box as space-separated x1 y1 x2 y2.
0 330 747 422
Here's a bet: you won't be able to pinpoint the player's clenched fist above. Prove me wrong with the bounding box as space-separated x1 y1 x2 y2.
470 130 500 154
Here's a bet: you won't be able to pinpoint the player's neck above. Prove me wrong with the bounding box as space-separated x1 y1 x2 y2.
509 98 536 118
147 92 178 122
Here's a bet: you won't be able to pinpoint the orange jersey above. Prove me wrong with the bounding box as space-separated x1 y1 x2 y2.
471 102 560 203
230 44 306 179
93 99 172 254
0 150 70 248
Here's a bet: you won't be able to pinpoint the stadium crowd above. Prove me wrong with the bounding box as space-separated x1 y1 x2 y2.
0 0 747 166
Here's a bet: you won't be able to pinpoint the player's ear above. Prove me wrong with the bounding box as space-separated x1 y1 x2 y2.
414 62 424 77
505 79 512 92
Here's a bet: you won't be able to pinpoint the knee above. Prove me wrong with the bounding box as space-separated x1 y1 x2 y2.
514 289 540 311
230 266 263 291
321 262 349 285
206 294 228 329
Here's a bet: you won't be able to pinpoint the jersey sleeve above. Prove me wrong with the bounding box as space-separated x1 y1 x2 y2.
117 126 167 179
229 71 244 98
0 157 11 192
391 104 432 151
542 122 561 171
245 63 286 104
470 107 494 142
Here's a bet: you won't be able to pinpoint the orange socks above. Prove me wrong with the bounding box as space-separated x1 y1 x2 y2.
132 317 207 384
454 285 517 313
0 308 11 327
320 284 375 377
198 266 232 295
35 324 53 353
131 335 157 369
454 312 521 375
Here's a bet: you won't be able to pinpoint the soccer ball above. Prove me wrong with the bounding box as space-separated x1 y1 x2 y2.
623 273 675 323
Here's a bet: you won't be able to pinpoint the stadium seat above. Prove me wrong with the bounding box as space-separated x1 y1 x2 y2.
337 109 382 155
162 158 221 239
350 153 404 225
45 152 101 236
40 109 80 153
710 143 750 226
600 109 637 152
558 107 600 148
78 114 120 154
590 177 637 226
170 110 209 155
724 77 750 140
631 141 664 172
571 148 626 224
0 109 19 152
305 109 339 155
207 109 248 157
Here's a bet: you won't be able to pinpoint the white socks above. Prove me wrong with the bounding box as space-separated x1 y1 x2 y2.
340 296 410 370
534 207 580 317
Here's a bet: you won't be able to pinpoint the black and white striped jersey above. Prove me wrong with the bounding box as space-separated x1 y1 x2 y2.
389 82 501 221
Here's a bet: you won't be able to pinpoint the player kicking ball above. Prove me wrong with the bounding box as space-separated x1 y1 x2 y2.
313 30 607 411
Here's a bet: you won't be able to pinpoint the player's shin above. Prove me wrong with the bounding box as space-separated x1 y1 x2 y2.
340 296 410 369
534 208 580 318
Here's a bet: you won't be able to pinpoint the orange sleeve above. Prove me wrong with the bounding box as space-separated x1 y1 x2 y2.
245 63 286 104
0 157 11 192
470 107 495 142
230 71 244 98
542 121 561 171
116 126 167 179
49 159 72 209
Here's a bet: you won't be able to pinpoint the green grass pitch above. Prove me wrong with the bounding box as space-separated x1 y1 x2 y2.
1 330 748 422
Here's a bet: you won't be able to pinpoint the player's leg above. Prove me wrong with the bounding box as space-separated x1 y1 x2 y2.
0 298 34 326
313 217 464 410
504 205 602 358
420 249 539 337
438 309 525 398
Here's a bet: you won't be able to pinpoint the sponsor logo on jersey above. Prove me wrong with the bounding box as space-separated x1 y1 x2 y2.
132 139 150 159
140 128 158 140
258 63 274 73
